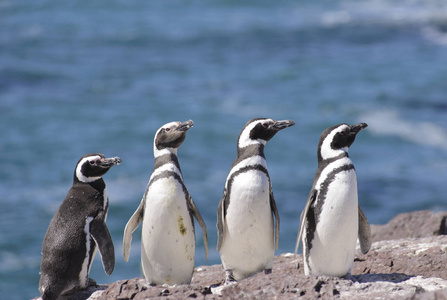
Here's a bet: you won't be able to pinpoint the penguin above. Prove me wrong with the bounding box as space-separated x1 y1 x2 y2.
123 120 208 285
217 118 295 283
39 153 121 300
294 123 372 277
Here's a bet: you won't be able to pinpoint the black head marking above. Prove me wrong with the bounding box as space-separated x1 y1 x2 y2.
238 118 295 150
155 120 194 151
249 119 278 142
331 123 367 150
318 123 367 162
75 153 122 183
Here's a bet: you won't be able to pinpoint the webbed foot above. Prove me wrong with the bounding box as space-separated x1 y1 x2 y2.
225 269 237 285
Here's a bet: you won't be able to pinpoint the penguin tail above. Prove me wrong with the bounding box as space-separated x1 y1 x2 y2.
41 290 58 300
39 276 60 300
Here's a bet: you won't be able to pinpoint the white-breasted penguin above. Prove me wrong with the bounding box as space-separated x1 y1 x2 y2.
217 118 295 283
39 153 121 300
123 120 208 285
294 123 371 277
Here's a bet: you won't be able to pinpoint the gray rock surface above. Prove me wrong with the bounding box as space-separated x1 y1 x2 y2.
370 210 447 242
33 210 447 299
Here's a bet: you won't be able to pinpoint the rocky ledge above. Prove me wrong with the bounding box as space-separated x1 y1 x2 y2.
40 210 447 299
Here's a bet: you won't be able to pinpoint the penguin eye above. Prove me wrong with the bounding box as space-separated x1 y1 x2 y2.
340 130 347 136
165 128 171 132
262 122 269 128
89 160 96 166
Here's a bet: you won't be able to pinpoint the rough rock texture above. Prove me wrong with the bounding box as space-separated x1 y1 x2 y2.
353 236 447 280
94 237 447 300
370 210 447 242
34 210 447 299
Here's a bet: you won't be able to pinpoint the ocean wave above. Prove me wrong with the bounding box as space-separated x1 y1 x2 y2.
359 110 447 150
421 23 447 45
0 251 39 272
4 0 447 49
334 0 447 25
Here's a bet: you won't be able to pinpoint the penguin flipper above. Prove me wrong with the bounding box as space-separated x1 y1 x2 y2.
358 205 372 254
216 188 228 252
123 198 145 262
90 217 115 276
269 189 280 252
187 195 209 260
294 189 317 258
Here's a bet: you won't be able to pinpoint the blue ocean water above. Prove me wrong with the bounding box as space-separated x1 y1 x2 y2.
1 0 447 298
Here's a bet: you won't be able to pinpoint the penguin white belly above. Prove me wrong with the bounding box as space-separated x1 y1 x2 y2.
220 170 274 280
141 177 195 285
307 169 358 276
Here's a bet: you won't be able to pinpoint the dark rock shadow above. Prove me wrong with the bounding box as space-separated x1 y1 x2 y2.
353 273 413 284
58 284 108 300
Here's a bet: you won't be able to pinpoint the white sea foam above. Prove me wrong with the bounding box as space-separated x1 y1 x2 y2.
336 0 447 26
421 25 447 45
318 0 447 46
0 251 39 272
321 10 352 27
360 110 447 150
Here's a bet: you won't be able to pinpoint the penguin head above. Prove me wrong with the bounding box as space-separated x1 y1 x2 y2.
238 118 295 149
318 123 368 161
153 120 194 157
75 153 122 183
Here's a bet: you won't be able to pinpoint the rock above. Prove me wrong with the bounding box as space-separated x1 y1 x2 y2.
31 284 108 300
371 210 447 242
33 210 447 299
94 234 447 299
353 235 447 280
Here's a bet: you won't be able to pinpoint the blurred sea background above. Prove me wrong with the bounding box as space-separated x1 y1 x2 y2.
1 0 447 299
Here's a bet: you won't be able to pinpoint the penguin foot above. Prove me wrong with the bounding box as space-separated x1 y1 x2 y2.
224 269 237 285
264 269 272 275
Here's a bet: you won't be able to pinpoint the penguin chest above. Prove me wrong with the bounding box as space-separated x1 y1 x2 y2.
307 169 358 276
221 170 274 278
141 177 195 284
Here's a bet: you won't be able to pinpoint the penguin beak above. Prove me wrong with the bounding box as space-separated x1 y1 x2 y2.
100 156 122 168
176 120 194 132
272 120 295 130
350 123 368 135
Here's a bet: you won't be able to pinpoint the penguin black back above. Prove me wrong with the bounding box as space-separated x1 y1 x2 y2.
39 153 121 300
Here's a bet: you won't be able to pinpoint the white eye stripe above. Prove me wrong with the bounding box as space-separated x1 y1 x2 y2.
320 125 350 160
76 155 102 183
238 120 272 149
153 122 181 157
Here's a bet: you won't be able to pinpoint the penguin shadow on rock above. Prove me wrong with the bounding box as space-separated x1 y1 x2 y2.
294 123 372 279
216 118 295 284
39 153 122 300
352 273 414 284
123 120 209 286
